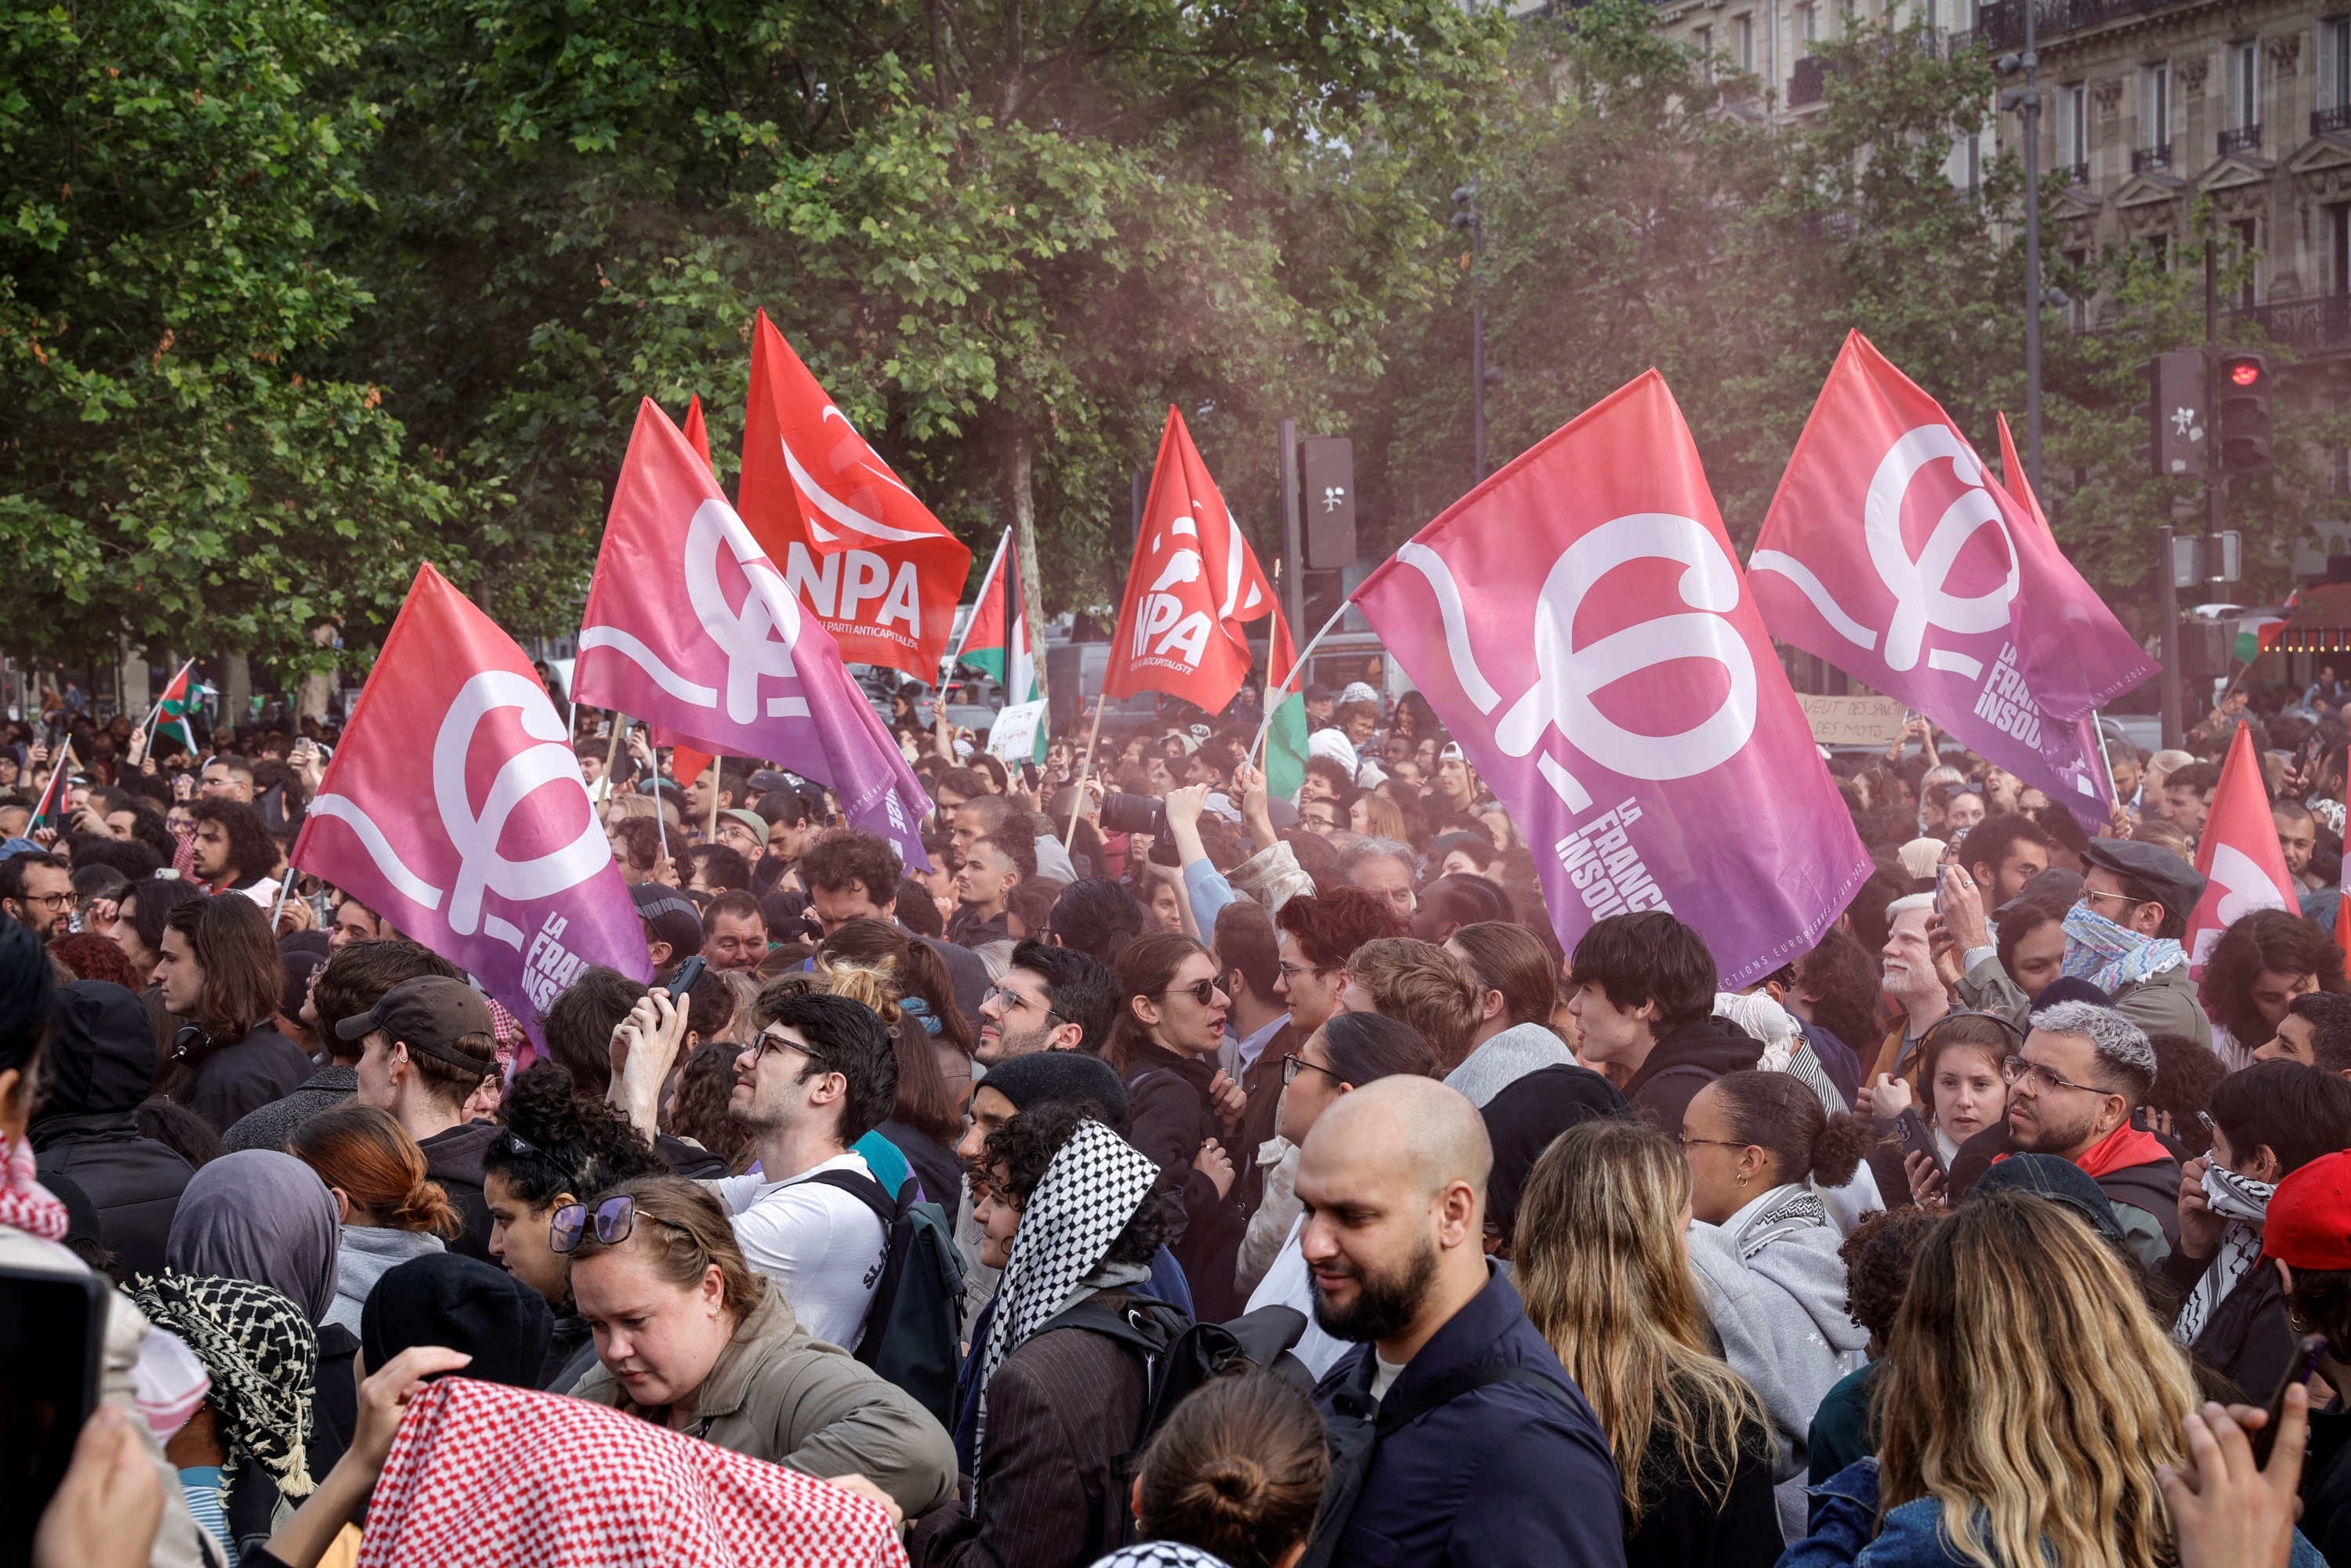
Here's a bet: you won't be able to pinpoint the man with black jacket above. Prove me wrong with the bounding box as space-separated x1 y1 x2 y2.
1297 1074 1625 1568
1565 911 1757 1132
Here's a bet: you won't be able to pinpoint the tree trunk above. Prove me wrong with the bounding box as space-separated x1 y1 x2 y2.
1001 420 1048 704
117 632 149 719
222 650 252 733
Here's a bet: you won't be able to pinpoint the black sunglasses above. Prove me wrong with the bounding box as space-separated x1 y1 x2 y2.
1158 977 1229 1007
550 1193 637 1255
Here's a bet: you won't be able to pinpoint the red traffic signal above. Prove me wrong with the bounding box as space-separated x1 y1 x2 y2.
2230 360 2263 387
2217 351 2273 475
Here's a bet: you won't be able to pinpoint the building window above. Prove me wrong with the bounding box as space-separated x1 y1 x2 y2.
2235 42 2259 133
2233 218 2259 308
1735 13 1753 71
2142 62 2171 157
2065 82 2088 177
2335 20 2351 109
1797 2 1817 45
1695 24 1715 79
2332 204 2351 295
2147 233 2171 270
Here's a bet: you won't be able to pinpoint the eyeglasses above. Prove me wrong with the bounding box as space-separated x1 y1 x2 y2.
1277 961 1339 983
2078 888 2146 914
1158 977 1230 1007
2002 1056 2110 1096
551 1193 637 1254
1677 1133 1749 1153
753 1026 820 1065
981 984 1060 1023
1282 1052 1347 1087
15 892 71 911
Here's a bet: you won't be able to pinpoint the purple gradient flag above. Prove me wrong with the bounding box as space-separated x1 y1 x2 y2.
1750 334 2150 827
574 399 932 871
1351 371 1871 989
292 564 653 1024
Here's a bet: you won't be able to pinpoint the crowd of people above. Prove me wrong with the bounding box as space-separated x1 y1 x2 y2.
5 671 2351 1568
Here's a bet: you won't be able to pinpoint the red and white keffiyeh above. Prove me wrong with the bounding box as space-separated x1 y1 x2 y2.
0 1129 68 1241
354 1378 907 1568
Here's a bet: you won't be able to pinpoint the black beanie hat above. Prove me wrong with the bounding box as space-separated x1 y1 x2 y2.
979 1051 1131 1130
361 1252 554 1389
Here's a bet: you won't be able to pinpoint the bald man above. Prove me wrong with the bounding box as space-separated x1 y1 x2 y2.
1295 1077 1626 1567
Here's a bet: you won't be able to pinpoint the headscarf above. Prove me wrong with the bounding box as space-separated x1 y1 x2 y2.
974 1119 1158 1475
362 1254 553 1389
354 1378 902 1568
0 1129 69 1240
132 1273 318 1497
2059 903 2186 995
1480 1064 1628 1237
2174 1163 2275 1347
168 1149 341 1325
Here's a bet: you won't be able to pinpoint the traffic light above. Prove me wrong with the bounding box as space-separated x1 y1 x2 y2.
2217 351 2273 475
2137 351 2204 476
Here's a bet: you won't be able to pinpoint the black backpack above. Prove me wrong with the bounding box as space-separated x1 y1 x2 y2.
1030 1298 1310 1541
804 1169 967 1426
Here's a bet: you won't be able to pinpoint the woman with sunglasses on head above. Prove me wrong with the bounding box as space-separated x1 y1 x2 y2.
1239 1010 1438 1376
566 1175 958 1519
480 1059 669 1391
1109 931 1249 1318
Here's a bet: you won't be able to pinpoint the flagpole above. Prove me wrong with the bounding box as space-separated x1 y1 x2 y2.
1251 602 1353 770
1063 696 1107 853
944 529 1013 686
600 714 629 817
706 757 723 844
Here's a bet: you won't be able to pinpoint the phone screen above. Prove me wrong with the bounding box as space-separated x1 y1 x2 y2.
0 1267 108 1562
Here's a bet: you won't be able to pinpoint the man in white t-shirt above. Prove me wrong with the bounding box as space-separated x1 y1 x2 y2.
706 990 900 1348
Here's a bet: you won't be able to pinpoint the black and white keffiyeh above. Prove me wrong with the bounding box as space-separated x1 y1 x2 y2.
133 1272 318 1497
973 1118 1158 1474
2173 1164 2274 1348
1085 1545 1233 1568
1733 1183 1829 1262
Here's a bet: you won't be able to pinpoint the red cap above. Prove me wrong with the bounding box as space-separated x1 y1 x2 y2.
2264 1150 2351 1271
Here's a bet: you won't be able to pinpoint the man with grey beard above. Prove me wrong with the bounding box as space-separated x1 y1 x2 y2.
1860 893 1950 1085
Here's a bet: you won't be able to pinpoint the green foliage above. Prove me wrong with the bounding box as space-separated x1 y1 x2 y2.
0 0 452 676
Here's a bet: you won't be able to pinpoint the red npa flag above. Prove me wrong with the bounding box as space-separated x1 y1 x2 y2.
2183 722 2298 979
735 310 970 679
1103 407 1288 713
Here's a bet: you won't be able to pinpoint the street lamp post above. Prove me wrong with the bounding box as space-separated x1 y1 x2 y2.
1451 180 1487 483
1998 14 2045 499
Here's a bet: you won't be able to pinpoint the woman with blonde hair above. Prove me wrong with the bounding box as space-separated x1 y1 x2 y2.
1515 1117 1778 1567
1787 1188 2204 1568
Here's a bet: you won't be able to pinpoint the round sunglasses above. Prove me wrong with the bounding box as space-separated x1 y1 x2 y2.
550 1193 639 1255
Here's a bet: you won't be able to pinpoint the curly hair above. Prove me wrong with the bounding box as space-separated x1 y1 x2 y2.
983 1101 1185 1266
800 829 903 903
188 798 278 885
2200 908 2349 1052
484 1059 668 1208
1837 1206 1940 1353
1273 886 1407 970
661 1041 755 1174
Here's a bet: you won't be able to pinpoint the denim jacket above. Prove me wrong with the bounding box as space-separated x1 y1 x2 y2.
1781 1459 2327 1568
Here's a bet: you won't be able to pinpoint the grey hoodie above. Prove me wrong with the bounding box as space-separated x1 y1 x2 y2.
326 1225 444 1334
1442 1022 1580 1109
1687 1184 1871 1544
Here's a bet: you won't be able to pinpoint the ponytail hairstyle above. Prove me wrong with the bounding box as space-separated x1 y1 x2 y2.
1133 1371 1330 1568
1705 1070 1873 1189
288 1103 461 1237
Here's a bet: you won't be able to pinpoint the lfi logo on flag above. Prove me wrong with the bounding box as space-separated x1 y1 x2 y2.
736 310 972 679
1351 370 1868 987
294 564 652 1023
573 399 933 869
1103 407 1286 716
2183 722 2298 980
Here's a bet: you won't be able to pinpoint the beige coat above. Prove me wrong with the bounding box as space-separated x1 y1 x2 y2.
571 1277 958 1517
0 1222 212 1568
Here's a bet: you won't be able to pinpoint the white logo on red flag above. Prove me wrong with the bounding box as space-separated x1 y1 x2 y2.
736 310 971 679
2184 723 2298 977
1104 408 1284 714
295 565 653 1023
1351 371 1868 989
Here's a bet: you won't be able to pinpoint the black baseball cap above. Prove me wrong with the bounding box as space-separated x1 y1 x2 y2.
335 976 496 1072
629 882 705 957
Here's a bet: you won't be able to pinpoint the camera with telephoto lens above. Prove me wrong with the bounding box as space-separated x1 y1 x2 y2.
1097 791 1186 867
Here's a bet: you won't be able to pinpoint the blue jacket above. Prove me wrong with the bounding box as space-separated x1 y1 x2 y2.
1784 1459 2329 1568
1312 1267 1626 1568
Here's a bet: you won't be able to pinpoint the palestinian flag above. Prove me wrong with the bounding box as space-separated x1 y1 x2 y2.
1262 617 1310 802
945 530 1042 759
28 737 74 830
149 659 201 755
